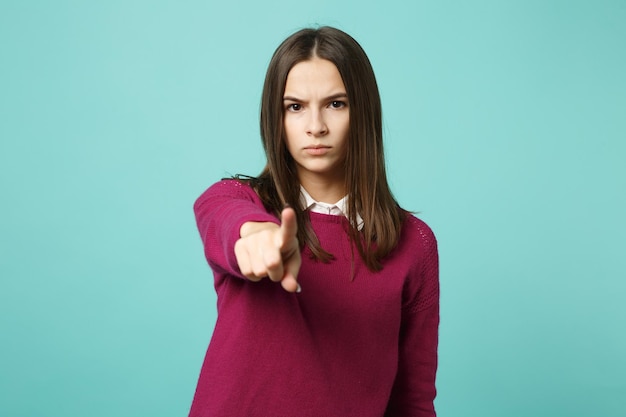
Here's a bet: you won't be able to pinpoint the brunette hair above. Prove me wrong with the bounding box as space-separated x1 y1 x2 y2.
242 26 405 271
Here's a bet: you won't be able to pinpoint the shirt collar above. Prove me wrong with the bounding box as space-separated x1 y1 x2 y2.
299 186 364 230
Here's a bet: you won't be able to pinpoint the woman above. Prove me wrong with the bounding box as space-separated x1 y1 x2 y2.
190 26 439 417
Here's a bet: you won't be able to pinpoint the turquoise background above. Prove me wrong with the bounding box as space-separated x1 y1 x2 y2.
1 1 625 416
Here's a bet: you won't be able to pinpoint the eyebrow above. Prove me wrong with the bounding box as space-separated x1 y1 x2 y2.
283 93 348 102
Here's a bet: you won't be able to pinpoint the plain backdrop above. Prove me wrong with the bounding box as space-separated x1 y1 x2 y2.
1 1 625 416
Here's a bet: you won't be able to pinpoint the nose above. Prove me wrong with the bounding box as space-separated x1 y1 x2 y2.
306 109 328 137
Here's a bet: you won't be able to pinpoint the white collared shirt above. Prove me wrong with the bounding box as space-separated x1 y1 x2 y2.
299 186 364 230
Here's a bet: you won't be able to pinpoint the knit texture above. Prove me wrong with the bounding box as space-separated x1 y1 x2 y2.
190 180 439 417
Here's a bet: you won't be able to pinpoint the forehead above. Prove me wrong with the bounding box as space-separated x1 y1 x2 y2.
284 58 345 95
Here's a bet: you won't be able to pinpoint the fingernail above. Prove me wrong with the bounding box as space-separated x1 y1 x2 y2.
296 283 302 293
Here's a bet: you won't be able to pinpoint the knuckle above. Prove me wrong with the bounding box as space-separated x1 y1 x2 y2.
252 266 267 278
246 274 262 282
265 256 281 270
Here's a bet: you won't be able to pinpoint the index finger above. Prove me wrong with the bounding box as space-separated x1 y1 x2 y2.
277 206 298 248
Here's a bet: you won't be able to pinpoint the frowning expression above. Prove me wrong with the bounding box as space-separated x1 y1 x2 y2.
283 58 350 185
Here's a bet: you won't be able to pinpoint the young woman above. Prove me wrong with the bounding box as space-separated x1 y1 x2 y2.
190 26 439 417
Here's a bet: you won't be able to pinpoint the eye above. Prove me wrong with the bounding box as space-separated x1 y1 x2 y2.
286 103 302 112
330 100 346 109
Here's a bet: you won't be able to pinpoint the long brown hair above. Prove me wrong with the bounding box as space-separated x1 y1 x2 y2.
242 26 405 271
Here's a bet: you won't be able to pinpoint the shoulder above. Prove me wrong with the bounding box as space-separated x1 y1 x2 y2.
394 213 439 279
202 178 256 198
401 214 438 254
194 179 259 210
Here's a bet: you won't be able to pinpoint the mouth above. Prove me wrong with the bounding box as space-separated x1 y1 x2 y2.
304 146 331 156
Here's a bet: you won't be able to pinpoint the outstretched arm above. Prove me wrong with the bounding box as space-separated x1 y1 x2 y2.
194 180 301 292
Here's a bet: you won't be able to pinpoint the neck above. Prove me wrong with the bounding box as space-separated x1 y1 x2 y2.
298 173 346 204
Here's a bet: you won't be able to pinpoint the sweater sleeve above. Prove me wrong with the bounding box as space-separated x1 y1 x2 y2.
193 179 280 277
385 219 440 417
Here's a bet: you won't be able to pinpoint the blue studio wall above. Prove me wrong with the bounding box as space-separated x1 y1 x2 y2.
1 1 624 416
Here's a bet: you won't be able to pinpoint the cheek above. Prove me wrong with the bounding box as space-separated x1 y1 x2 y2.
282 118 292 144
337 112 349 133
283 117 298 140
338 117 350 146
283 122 299 157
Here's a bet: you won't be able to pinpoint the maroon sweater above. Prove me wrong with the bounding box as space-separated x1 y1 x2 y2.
189 180 439 417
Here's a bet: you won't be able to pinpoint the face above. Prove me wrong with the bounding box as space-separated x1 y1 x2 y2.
283 58 349 187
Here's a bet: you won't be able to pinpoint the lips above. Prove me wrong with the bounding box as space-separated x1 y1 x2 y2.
304 146 331 156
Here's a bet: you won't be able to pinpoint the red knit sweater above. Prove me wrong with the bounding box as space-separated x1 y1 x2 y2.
189 180 439 417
